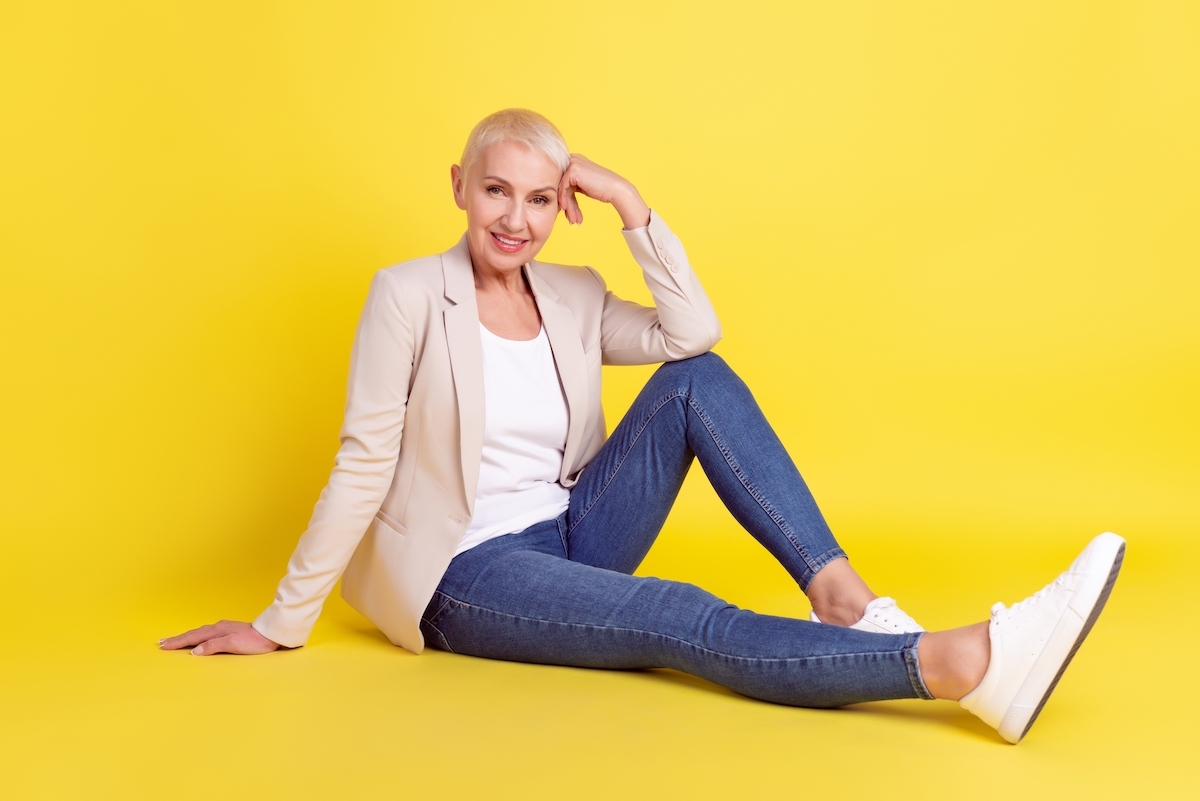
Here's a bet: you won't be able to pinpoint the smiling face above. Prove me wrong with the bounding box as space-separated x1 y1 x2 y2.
452 140 562 279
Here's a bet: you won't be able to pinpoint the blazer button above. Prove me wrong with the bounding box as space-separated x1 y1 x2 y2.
658 248 673 267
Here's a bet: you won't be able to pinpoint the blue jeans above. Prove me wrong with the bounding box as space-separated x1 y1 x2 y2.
420 353 932 707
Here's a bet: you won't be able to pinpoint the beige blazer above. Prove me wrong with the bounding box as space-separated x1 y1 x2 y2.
252 212 721 653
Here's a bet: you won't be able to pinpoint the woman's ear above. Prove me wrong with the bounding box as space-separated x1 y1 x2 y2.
450 164 467 211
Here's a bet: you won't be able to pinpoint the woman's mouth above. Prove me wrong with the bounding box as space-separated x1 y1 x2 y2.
490 232 528 253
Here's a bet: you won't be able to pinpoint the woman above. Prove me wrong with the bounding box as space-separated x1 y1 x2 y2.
161 109 1124 744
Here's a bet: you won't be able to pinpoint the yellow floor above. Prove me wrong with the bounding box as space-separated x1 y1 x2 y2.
4 499 1194 799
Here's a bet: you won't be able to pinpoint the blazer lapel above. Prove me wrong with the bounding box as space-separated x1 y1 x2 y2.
442 237 485 510
526 263 588 483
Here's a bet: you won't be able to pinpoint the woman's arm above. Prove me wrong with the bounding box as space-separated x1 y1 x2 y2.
595 211 723 364
557 155 721 364
161 270 416 655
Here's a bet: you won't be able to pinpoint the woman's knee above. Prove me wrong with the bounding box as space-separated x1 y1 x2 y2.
651 351 751 403
653 351 733 385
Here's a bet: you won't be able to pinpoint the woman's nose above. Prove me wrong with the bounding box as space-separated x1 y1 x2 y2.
503 198 525 230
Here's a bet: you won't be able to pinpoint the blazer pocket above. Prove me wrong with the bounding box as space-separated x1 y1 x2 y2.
342 509 414 648
375 509 408 536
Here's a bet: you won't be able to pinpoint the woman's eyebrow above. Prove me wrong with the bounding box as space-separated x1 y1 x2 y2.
482 176 556 194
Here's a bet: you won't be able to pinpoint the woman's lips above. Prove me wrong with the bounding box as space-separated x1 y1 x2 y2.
490 232 528 253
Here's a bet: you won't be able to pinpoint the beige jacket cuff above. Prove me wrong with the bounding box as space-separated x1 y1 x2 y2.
252 607 308 649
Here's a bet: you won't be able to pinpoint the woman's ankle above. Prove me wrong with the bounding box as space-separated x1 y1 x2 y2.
807 558 877 627
918 622 991 700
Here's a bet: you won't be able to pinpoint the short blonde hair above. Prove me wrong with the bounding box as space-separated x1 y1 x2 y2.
460 108 570 178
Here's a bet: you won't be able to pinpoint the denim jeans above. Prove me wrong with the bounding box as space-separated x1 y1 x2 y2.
421 353 932 707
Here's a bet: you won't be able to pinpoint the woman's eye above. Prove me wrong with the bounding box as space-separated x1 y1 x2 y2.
487 186 503 196
532 196 548 205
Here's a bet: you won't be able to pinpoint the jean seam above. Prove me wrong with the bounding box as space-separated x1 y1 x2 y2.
435 592 911 667
555 513 569 554
807 547 850 584
567 388 690 536
685 396 824 584
427 593 453 622
903 631 934 700
421 618 455 653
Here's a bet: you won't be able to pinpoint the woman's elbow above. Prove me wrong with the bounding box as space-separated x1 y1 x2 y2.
665 322 722 360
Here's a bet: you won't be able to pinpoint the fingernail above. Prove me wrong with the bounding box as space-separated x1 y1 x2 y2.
191 646 203 655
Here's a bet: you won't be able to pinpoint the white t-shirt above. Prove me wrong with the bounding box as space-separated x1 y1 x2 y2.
454 323 571 557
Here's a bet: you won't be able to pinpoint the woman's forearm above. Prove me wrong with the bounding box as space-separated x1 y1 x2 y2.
612 181 651 230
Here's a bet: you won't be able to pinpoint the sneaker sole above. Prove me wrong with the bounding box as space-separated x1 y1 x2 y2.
1002 535 1125 743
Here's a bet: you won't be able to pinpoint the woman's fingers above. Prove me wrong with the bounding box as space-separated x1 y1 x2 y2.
159 620 280 655
558 169 583 225
558 154 643 227
190 631 277 656
197 627 281 656
565 154 621 199
190 634 237 656
563 189 582 225
159 622 227 650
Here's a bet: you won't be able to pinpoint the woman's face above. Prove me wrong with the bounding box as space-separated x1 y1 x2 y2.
452 140 562 277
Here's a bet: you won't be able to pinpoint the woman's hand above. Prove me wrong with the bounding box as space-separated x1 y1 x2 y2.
558 154 652 230
159 620 283 656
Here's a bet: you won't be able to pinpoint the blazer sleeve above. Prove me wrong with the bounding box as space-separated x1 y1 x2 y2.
252 269 414 647
597 210 722 365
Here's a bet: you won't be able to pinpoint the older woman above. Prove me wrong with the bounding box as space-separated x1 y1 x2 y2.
162 109 1124 744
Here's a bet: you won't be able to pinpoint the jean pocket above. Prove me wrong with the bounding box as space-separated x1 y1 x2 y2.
422 591 453 624
556 512 570 552
420 593 456 652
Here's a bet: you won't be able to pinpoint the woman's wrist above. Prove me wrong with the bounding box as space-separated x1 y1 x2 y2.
613 182 651 230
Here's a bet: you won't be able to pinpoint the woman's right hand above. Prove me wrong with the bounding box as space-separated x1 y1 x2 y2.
557 154 651 230
159 620 283 656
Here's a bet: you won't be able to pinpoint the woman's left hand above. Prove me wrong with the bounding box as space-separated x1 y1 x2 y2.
558 154 652 230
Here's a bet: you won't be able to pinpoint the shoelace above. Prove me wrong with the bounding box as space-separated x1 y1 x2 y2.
992 571 1073 625
862 598 922 632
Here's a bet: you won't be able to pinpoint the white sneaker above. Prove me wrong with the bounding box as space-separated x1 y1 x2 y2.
810 596 925 634
959 531 1125 744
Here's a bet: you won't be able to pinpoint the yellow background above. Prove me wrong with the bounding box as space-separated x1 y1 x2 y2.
2 1 1197 797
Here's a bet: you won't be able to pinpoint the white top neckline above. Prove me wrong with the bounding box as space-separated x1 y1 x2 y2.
479 322 545 346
